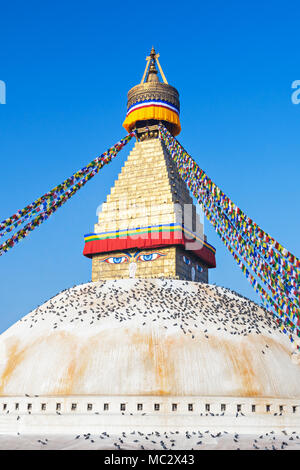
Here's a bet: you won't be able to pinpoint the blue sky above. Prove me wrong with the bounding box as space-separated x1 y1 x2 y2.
0 0 299 333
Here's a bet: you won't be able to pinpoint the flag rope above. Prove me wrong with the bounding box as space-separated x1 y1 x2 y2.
159 124 300 346
0 132 136 256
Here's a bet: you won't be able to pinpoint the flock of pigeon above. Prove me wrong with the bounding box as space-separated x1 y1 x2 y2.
16 278 289 344
1 429 300 450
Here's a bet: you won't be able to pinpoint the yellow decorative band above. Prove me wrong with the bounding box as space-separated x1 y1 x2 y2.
123 105 181 136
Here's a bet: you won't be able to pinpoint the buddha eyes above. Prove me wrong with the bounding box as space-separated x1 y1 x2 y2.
100 253 204 272
100 252 164 264
137 253 164 262
102 256 128 264
183 256 204 273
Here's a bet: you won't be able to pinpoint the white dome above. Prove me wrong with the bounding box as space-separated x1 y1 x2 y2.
0 279 299 398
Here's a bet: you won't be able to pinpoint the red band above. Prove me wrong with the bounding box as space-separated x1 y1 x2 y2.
83 232 216 268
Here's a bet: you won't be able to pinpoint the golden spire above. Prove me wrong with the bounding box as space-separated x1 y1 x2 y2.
141 47 169 84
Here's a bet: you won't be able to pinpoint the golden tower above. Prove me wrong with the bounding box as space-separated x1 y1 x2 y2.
83 48 216 281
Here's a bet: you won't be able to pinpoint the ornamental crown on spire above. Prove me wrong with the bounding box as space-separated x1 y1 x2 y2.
123 47 181 138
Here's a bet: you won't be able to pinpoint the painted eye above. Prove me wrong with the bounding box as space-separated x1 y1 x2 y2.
101 256 128 264
183 256 191 265
197 265 203 273
137 252 164 262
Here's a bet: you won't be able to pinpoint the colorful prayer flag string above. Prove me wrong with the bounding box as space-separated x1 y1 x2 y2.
0 132 136 256
159 124 300 346
0 133 135 236
160 125 299 283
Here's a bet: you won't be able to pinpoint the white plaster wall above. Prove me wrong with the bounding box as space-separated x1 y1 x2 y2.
0 395 299 435
0 280 299 399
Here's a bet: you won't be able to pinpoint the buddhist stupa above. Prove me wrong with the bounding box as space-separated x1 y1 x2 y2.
0 49 299 450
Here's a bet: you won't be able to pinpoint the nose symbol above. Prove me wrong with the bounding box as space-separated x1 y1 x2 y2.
129 262 137 278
